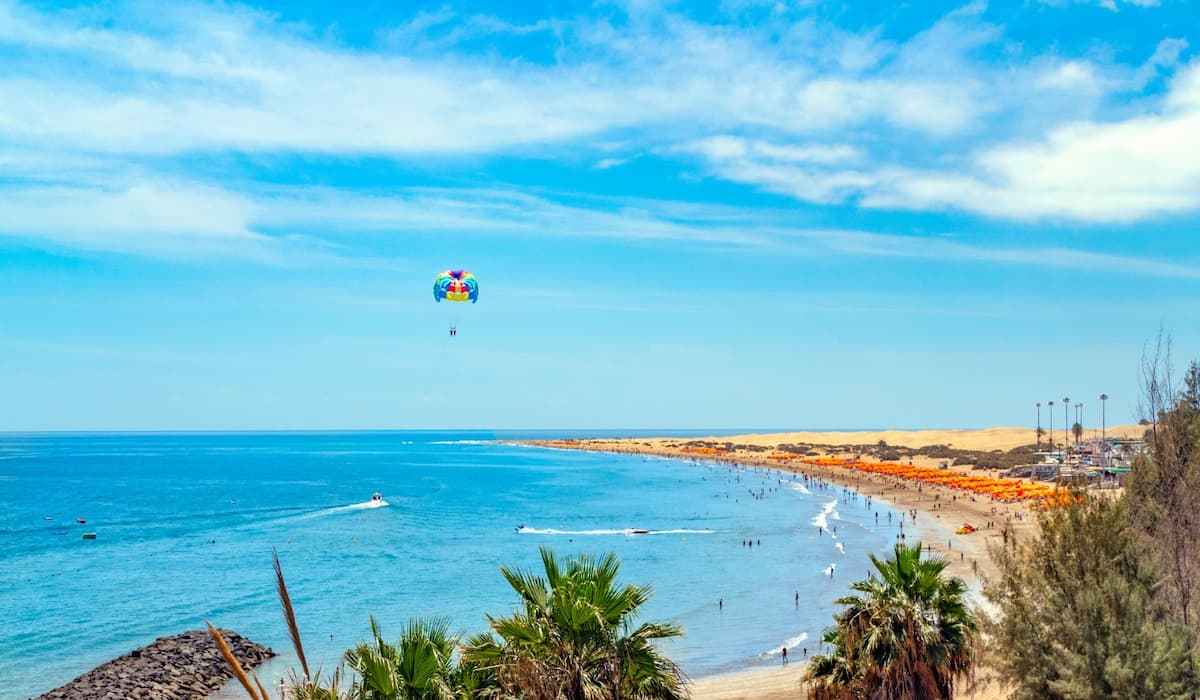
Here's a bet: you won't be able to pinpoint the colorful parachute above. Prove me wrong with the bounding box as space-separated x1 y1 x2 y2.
433 270 478 303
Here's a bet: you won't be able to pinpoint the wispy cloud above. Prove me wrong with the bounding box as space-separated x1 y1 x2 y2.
2 176 1192 278
0 0 1195 251
0 0 1041 159
1038 0 1159 11
683 57 1200 223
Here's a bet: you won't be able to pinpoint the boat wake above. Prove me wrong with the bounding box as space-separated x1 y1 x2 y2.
297 499 390 520
346 498 389 510
516 527 715 536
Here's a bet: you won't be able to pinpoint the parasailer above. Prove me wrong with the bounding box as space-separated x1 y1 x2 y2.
434 269 477 336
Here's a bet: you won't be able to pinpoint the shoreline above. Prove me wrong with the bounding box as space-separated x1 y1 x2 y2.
514 427 1146 699
515 436 1052 583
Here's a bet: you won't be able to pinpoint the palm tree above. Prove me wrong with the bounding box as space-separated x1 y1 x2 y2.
1062 397 1070 447
1036 403 1042 449
806 543 979 700
1048 400 1055 450
344 617 465 700
463 547 687 700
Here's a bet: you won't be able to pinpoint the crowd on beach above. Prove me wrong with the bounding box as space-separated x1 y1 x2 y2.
539 438 1028 588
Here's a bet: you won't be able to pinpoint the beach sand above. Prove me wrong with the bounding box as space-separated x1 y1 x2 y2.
689 663 1010 700
524 425 1144 699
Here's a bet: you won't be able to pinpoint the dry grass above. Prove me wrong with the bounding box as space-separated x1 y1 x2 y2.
205 622 266 700
273 547 311 680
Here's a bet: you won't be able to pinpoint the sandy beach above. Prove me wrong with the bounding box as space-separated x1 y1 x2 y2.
523 425 1145 699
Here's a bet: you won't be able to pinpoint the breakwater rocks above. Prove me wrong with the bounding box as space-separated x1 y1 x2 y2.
34 629 275 700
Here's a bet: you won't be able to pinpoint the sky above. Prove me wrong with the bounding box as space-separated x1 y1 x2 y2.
0 0 1198 431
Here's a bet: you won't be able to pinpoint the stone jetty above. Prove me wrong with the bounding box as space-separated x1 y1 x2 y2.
34 629 275 700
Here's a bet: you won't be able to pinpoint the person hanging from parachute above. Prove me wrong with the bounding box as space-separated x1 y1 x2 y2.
433 269 478 336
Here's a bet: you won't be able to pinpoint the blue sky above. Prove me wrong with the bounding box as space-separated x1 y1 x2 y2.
1 0 1197 431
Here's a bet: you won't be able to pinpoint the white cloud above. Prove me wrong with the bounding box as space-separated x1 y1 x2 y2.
0 182 269 254
866 62 1200 222
0 0 1194 232
0 0 1014 160
684 59 1200 223
681 136 860 164
1039 0 1159 10
1 177 1193 277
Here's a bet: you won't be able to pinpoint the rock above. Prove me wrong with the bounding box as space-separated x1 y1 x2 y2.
33 629 275 700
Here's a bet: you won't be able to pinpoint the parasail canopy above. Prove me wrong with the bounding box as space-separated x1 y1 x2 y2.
434 270 478 303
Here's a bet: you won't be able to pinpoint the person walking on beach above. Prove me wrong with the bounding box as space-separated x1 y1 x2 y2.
782 647 788 665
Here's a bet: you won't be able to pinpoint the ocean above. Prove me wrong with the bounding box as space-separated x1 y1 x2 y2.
0 431 930 698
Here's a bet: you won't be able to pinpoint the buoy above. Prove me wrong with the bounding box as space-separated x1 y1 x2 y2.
82 533 97 540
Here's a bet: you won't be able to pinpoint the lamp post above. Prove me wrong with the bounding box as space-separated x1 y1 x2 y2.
1076 403 1083 446
1048 400 1055 452
1099 394 1109 467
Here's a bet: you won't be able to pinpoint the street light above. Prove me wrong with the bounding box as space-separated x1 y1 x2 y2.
1099 394 1109 466
1048 401 1055 453
1076 403 1083 445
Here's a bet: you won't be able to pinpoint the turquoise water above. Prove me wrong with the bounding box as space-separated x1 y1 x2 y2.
0 432 922 698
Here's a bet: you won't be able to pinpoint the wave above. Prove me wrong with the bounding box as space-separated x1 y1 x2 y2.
787 482 811 495
823 563 837 576
835 542 845 554
428 440 491 445
761 632 809 657
516 527 715 536
811 499 838 529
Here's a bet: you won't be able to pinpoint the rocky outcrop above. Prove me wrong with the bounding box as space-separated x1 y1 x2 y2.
34 629 275 700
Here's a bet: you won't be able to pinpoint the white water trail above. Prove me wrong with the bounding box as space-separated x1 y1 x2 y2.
516 527 715 536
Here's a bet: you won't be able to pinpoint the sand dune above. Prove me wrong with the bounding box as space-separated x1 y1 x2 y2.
686 424 1145 453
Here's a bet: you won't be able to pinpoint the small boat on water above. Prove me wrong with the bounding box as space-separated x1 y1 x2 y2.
43 516 53 521
76 517 86 524
349 492 389 509
631 529 651 535
81 532 97 540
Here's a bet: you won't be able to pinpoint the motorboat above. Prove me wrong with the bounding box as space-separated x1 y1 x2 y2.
43 516 53 521
76 517 86 524
631 529 651 535
348 492 389 509
82 532 97 540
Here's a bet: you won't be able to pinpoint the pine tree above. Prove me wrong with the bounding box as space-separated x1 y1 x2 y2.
1184 360 1200 412
985 494 1198 699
